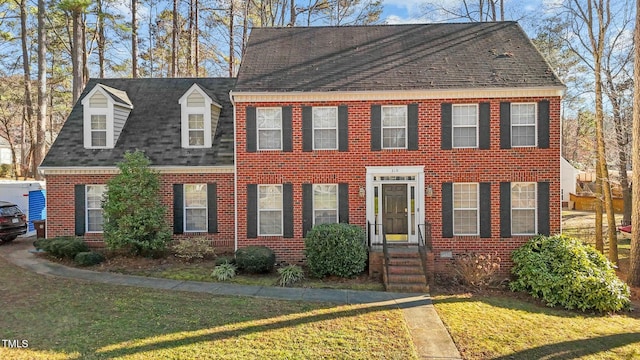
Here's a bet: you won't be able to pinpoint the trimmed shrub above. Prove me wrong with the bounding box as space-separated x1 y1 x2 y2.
211 263 237 281
74 251 105 266
38 237 89 259
235 246 276 273
304 223 367 278
278 265 304 287
510 234 630 312
171 238 216 261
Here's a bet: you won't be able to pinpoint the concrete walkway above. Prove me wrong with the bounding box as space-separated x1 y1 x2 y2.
0 238 461 359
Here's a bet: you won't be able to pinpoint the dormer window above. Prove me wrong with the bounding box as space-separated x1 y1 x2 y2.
81 84 133 149
179 84 222 149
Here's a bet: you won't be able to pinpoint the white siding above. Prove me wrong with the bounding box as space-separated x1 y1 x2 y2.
113 105 131 143
211 106 221 141
187 92 205 107
89 92 108 108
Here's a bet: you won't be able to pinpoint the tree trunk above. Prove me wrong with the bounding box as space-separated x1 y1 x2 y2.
229 2 235 77
132 0 138 78
35 0 47 180
628 0 640 286
18 0 35 178
72 10 83 103
82 13 89 85
171 0 178 78
595 161 604 253
97 0 106 78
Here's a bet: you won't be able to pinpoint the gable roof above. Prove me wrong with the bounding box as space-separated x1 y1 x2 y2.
99 84 134 107
235 22 564 93
41 78 236 168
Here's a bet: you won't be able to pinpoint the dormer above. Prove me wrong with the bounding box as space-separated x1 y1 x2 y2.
81 84 133 149
179 84 222 148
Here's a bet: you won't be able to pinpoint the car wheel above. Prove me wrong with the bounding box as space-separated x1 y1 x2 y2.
1 235 17 243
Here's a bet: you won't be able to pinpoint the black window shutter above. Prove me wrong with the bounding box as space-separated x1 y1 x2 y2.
371 105 381 151
282 106 293 152
246 107 257 152
339 183 349 223
74 184 85 236
302 106 313 152
338 105 349 151
500 182 511 237
479 102 491 149
207 183 218 233
500 102 511 149
537 182 550 236
538 100 550 149
247 184 257 238
479 182 491 238
408 103 419 150
441 103 452 150
283 183 294 238
173 184 184 234
302 184 313 237
442 182 453 238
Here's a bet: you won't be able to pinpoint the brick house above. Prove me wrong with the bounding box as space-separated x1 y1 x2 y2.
41 22 563 283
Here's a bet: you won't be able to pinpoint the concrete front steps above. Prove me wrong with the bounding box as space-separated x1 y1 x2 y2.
382 245 429 293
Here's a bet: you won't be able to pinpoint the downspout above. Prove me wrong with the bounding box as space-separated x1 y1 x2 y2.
229 90 238 253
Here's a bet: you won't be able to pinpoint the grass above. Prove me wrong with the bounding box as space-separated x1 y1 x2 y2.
0 254 416 359
433 293 640 360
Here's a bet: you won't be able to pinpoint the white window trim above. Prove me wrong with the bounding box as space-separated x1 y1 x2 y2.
511 102 537 148
511 182 537 236
312 107 338 150
381 105 408 149
258 184 283 236
453 183 479 236
312 184 339 225
183 184 208 233
85 184 106 233
82 88 115 149
179 84 214 149
452 104 479 149
256 107 283 151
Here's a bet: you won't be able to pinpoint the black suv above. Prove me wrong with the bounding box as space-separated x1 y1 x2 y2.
0 201 27 243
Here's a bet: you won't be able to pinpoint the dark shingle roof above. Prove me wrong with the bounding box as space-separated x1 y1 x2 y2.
42 78 236 168
235 22 563 92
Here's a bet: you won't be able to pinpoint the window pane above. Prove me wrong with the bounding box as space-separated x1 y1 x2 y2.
512 126 535 146
314 129 337 149
87 209 104 232
188 114 204 129
185 208 207 231
453 127 477 147
313 184 337 209
188 130 205 146
313 108 337 128
257 108 282 128
314 210 337 225
511 183 536 208
382 128 406 148
86 185 106 232
185 184 207 207
382 107 406 126
258 130 282 149
259 185 282 210
91 115 107 129
259 210 282 235
453 184 478 208
454 209 477 234
91 131 106 147
452 105 477 126
512 209 535 234
511 104 536 125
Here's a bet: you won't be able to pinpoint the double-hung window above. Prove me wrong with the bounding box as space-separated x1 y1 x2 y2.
86 185 107 233
313 184 338 225
511 182 537 235
90 115 107 147
511 103 536 147
453 183 479 235
452 104 478 148
257 108 282 150
258 185 283 236
184 184 207 232
381 106 407 149
313 107 338 150
187 114 205 146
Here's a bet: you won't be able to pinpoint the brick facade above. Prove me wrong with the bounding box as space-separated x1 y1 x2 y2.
45 172 235 252
235 97 562 276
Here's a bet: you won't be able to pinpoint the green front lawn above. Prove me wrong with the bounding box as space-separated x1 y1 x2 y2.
433 293 640 360
0 255 416 359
